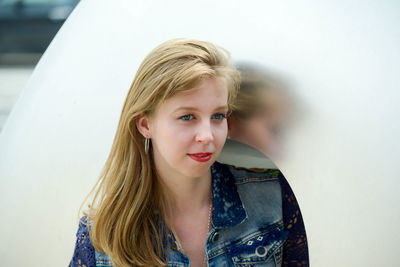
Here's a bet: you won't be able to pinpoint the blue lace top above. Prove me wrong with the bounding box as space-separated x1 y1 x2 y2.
69 162 309 266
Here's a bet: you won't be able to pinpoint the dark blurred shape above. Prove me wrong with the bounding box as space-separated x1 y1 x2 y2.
0 0 79 64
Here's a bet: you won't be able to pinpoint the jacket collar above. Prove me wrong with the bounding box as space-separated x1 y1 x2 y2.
210 161 248 230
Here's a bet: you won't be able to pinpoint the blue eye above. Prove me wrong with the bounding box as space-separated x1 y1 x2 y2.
212 113 227 121
179 114 194 121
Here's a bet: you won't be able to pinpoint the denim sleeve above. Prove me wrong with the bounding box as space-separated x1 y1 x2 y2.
69 216 96 267
279 173 310 267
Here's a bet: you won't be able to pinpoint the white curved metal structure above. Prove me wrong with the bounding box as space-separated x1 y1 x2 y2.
0 1 399 266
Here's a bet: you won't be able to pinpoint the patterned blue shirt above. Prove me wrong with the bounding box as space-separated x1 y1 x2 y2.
69 161 308 266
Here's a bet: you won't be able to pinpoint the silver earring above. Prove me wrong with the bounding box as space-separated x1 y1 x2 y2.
144 138 150 154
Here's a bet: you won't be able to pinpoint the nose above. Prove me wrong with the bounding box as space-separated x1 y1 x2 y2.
195 120 214 143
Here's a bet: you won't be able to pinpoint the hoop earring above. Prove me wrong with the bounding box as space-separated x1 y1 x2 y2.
144 138 150 154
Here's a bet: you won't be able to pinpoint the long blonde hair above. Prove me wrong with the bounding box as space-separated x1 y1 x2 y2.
80 38 240 266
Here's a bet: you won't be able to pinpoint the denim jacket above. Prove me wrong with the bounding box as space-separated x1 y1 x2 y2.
70 161 308 267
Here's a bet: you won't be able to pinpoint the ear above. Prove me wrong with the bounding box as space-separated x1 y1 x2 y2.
135 114 152 138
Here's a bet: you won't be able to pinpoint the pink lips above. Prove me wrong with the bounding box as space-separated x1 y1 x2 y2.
188 152 213 162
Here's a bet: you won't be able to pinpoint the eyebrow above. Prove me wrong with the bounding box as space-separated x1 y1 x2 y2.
173 105 229 112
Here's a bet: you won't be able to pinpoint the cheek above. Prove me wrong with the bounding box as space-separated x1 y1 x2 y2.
153 120 228 152
214 123 228 145
154 121 194 149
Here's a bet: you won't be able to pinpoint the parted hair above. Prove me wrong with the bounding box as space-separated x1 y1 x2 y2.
80 38 240 266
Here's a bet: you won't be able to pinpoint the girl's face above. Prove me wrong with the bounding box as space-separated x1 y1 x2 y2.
140 77 229 180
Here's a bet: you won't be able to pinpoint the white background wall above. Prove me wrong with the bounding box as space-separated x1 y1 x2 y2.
0 0 399 266
0 67 33 132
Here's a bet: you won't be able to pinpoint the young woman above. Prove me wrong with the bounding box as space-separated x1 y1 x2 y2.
69 38 308 267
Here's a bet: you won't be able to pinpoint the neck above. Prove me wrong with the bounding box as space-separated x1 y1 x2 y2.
157 168 212 215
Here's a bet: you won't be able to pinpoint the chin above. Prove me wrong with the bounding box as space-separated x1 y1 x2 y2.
183 159 215 178
188 166 212 178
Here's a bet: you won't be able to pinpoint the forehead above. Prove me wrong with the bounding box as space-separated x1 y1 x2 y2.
160 77 228 112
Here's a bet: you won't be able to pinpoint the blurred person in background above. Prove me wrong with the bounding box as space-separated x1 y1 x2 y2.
228 62 289 160
219 62 309 266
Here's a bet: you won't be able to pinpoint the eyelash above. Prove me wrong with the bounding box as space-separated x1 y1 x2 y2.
179 113 228 121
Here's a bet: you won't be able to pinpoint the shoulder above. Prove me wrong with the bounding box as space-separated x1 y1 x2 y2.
214 160 283 183
213 161 284 213
70 216 113 267
213 161 295 218
76 216 91 237
70 216 96 267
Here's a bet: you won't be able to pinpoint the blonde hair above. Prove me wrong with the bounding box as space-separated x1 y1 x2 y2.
80 38 240 266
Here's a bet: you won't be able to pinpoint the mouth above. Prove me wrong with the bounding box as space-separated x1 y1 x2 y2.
187 152 213 162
